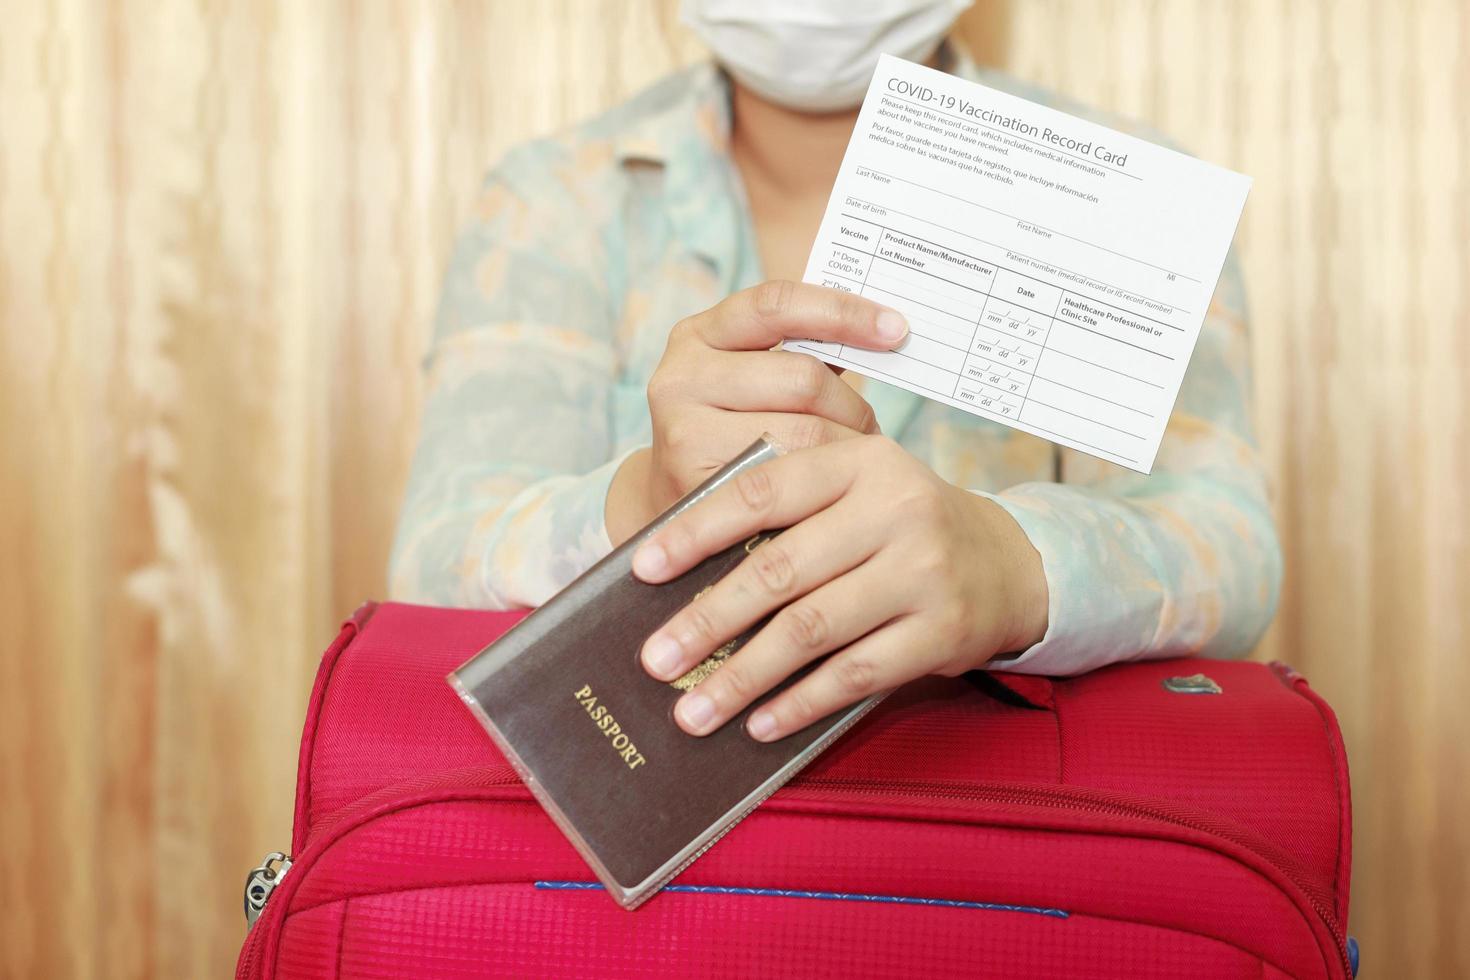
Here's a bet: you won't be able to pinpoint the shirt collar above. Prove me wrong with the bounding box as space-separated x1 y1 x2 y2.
612 61 731 165
611 42 989 280
613 62 745 278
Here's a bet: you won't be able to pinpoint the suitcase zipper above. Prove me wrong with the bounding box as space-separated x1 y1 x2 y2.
794 776 1350 974
236 770 522 979
239 771 1348 979
243 852 293 928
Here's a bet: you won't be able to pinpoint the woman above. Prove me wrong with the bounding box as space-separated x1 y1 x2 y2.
390 0 1281 743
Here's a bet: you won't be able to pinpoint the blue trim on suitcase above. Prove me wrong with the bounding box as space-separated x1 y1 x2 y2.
534 881 1069 919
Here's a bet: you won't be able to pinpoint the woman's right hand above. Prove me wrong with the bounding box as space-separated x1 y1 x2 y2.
606 280 909 544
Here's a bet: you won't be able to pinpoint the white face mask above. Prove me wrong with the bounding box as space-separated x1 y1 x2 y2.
681 0 972 113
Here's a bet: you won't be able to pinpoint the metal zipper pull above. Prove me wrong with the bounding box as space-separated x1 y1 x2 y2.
244 851 292 928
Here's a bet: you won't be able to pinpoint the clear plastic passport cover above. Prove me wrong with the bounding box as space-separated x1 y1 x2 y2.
448 437 884 909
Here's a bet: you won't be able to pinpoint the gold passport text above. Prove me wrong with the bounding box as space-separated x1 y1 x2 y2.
574 684 648 771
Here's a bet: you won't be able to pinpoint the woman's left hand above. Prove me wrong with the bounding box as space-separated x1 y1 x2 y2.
632 434 1051 741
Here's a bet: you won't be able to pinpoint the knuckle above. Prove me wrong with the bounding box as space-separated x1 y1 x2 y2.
901 480 947 522
658 519 690 559
783 602 830 652
668 316 696 346
754 279 795 320
749 543 798 597
934 598 968 645
734 466 776 515
664 417 698 455
900 518 948 566
646 368 674 405
681 600 720 646
933 655 969 679
912 491 944 523
833 653 876 697
786 357 828 408
783 685 817 726
795 415 833 449
662 435 690 470
649 354 701 406
832 290 865 328
919 545 952 581
717 661 755 703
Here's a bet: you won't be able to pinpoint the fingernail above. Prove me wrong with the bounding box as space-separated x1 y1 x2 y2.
632 541 667 580
677 693 717 733
875 310 908 346
747 710 778 742
643 634 683 679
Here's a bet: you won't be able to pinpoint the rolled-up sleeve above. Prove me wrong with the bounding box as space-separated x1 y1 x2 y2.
981 251 1282 675
389 151 631 609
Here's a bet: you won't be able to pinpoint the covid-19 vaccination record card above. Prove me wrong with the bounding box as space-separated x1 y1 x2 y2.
790 55 1251 474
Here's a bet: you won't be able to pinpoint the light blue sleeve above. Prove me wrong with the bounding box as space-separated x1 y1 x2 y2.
388 152 633 609
982 251 1283 675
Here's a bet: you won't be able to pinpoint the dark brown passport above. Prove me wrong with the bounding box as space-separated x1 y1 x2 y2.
449 437 884 909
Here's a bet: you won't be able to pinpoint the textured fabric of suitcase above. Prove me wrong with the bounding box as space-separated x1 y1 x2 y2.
237 601 1353 979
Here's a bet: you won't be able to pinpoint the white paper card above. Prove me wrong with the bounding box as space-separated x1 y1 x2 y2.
789 55 1251 473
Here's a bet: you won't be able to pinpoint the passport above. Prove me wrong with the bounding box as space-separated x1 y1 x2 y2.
449 437 884 909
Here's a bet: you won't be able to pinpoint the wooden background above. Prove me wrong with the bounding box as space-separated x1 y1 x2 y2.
2 0 1465 975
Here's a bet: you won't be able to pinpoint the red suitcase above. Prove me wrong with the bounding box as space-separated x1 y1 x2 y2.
237 602 1354 979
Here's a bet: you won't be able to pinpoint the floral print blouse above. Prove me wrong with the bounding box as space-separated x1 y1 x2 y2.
389 47 1280 676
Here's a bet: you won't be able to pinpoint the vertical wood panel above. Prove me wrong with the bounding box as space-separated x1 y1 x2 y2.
1 1 1464 975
